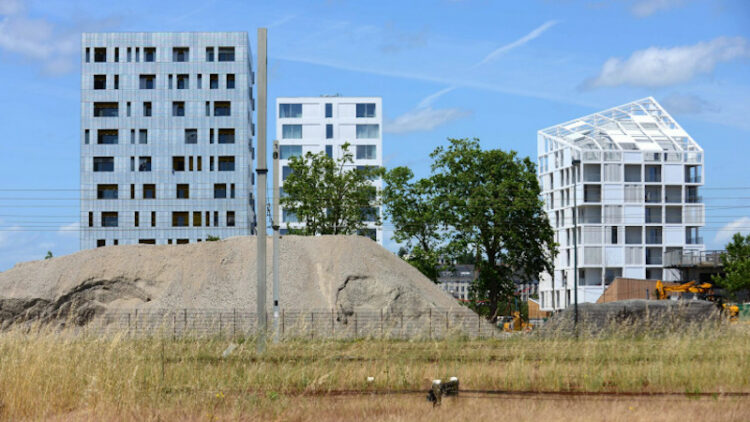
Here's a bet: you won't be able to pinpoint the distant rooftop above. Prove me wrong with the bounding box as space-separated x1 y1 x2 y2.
539 97 702 153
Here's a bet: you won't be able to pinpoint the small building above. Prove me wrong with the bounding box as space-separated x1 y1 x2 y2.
438 264 476 301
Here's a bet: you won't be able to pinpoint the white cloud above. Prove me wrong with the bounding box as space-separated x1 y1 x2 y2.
584 36 750 88
660 93 719 114
384 107 471 134
714 216 750 246
0 0 120 75
631 0 687 18
58 222 79 237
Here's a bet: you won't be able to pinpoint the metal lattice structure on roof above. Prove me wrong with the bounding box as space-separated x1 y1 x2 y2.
539 97 702 153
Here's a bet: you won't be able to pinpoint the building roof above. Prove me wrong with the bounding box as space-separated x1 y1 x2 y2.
539 97 702 153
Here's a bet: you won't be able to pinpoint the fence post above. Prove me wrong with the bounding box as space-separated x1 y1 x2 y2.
135 309 138 333
331 308 334 337
282 309 285 337
173 314 176 340
380 309 384 339
127 312 131 333
429 308 432 339
233 308 237 338
184 309 187 333
477 313 481 338
446 311 449 332
311 312 314 340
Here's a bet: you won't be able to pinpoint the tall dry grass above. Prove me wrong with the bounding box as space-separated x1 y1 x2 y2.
0 321 748 420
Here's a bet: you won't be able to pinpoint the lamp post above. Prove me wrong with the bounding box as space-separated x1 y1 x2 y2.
571 158 581 330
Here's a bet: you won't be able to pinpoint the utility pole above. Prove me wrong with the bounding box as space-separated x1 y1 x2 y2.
255 28 268 353
572 158 581 330
272 140 280 342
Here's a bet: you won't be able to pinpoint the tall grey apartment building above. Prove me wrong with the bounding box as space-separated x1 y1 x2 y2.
80 32 255 249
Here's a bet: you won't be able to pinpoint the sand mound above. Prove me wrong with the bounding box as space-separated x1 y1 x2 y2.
0 235 475 330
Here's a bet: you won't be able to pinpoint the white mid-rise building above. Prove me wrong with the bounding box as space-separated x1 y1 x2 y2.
80 32 255 248
537 97 705 311
274 96 383 243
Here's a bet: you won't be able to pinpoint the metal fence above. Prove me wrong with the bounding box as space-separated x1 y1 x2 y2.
84 308 504 339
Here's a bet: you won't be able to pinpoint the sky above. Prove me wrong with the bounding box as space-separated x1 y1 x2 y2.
0 0 749 270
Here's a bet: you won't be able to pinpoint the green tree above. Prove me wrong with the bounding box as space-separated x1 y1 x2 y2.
44 251 53 260
713 233 750 297
281 143 382 236
206 235 220 241
384 139 557 320
382 166 446 281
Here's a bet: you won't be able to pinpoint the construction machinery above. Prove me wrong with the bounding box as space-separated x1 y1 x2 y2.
502 311 533 332
655 280 739 323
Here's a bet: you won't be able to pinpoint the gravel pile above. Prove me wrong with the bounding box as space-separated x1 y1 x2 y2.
0 235 475 329
540 299 720 334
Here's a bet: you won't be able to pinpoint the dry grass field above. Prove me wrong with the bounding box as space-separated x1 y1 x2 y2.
1 322 748 421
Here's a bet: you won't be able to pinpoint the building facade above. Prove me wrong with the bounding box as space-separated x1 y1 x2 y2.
537 97 705 311
438 264 476 301
80 32 255 248
274 96 383 244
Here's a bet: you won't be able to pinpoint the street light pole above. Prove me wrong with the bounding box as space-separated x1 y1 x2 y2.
572 158 581 330
272 140 280 342
256 28 268 353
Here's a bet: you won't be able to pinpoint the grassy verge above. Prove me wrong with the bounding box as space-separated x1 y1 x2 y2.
0 323 748 420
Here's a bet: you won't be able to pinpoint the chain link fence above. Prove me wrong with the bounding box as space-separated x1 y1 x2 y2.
85 308 503 339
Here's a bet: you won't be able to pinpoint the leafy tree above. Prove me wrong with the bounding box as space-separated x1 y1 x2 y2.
44 251 53 260
713 233 750 297
382 166 446 281
386 138 556 321
429 139 556 321
281 143 382 236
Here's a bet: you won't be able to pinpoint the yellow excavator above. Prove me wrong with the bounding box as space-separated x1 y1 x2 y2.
655 280 739 323
503 311 533 332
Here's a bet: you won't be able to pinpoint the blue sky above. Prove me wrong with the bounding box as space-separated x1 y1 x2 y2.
0 0 749 270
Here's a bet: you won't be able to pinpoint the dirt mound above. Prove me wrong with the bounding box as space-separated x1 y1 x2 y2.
541 299 720 334
0 236 474 330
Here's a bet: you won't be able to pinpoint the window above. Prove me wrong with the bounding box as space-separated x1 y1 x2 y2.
218 156 235 171
282 166 292 181
96 239 105 247
127 102 131 117
114 75 119 89
93 102 118 117
97 184 118 199
325 103 332 118
193 211 202 227
176 184 190 199
168 75 173 89
130 129 135 144
362 207 379 222
139 74 155 89
356 165 379 181
210 74 218 89
624 164 641 182
93 75 106 90
279 145 302 159
326 124 333 139
177 74 189 89
206 47 215 62
279 103 302 118
226 74 235 89
135 47 139 62
143 102 152 117
645 165 661 182
185 129 198 144
172 47 189 62
94 47 106 62
282 124 302 139
226 211 236 226
356 103 376 118
205 101 210 116
646 227 662 244
88 212 93 227
144 47 155 62
130 156 135 171
172 101 185 117
214 129 234 144
134 211 139 227
231 183 235 198
356 124 379 139
325 144 333 158
607 226 619 244
93 157 114 172
151 211 156 227
126 47 131 62
97 129 118 144
139 129 148 144
172 156 185 172
114 47 119 62
218 47 235 61
214 183 227 199
143 184 156 199
85 48 90 63
101 212 118 227
172 212 189 227
625 227 642 244
138 157 151 172
283 209 297 223
130 184 135 199
84 129 90 144
214 102 230 116
356 145 377 160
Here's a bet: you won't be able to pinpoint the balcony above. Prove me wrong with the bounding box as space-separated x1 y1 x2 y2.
664 249 722 267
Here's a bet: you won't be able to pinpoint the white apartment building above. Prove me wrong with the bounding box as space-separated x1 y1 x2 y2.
537 98 705 311
80 32 255 249
274 96 383 244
